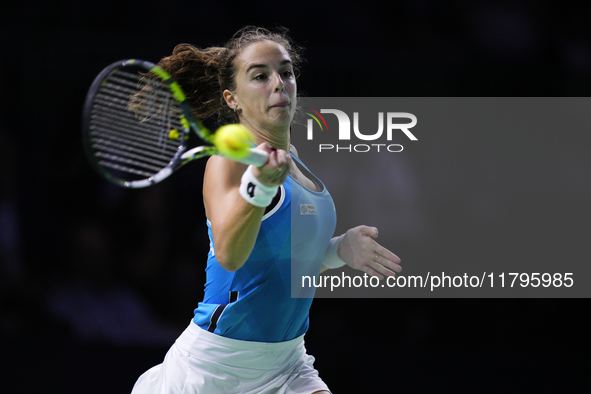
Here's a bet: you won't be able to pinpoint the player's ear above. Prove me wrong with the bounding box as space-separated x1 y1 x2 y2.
223 89 239 111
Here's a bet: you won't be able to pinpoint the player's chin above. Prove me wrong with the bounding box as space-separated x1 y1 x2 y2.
268 111 294 127
264 121 290 133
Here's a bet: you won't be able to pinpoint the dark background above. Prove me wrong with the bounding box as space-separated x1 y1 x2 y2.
1 0 589 392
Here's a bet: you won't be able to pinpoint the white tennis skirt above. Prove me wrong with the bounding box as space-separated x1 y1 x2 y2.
130 321 331 394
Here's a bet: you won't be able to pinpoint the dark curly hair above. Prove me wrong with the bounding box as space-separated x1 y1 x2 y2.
156 26 303 124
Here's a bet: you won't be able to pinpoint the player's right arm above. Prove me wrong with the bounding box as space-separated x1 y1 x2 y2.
203 143 290 272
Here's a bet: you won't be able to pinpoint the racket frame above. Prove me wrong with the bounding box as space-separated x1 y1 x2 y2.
82 59 216 188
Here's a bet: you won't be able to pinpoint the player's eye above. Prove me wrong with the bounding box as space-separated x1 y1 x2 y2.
254 73 268 81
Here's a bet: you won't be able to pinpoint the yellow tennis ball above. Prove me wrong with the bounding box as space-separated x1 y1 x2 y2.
214 124 255 160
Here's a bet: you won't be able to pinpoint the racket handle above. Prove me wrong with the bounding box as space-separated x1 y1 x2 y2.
236 148 269 167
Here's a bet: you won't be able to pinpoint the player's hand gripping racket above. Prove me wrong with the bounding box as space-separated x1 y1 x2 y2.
82 59 268 188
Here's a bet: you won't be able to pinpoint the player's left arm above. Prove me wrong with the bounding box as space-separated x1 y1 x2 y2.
294 144 401 278
321 226 401 279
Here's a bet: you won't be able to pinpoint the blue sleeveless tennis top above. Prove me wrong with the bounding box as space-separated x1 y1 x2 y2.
193 154 337 342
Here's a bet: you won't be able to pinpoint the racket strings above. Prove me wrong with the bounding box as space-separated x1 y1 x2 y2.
92 139 174 169
88 68 185 181
90 102 180 150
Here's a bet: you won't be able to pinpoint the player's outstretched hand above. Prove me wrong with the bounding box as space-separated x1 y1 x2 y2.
338 226 401 280
250 142 291 187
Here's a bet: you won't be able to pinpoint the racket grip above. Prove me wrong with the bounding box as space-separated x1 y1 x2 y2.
237 148 269 167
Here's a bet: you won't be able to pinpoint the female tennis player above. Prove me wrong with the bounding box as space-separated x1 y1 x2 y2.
131 26 401 394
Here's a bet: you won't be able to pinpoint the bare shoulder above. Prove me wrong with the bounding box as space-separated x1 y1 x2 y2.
204 155 247 188
203 155 248 220
290 144 299 158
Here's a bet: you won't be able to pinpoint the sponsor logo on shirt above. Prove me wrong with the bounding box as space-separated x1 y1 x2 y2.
300 204 317 215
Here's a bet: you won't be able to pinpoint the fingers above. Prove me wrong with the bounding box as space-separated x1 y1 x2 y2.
375 245 401 266
251 143 290 187
342 225 403 280
374 251 401 274
269 146 290 167
359 226 401 267
362 265 384 280
364 228 402 279
358 225 379 239
361 257 399 280
353 248 401 281
372 243 402 279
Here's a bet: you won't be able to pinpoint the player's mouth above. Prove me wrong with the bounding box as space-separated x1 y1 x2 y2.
270 101 290 109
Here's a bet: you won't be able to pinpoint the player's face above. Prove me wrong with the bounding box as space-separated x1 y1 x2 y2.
231 40 297 131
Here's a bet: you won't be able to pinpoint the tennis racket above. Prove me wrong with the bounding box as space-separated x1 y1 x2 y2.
81 59 268 188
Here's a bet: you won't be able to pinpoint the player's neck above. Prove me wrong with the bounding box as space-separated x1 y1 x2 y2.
248 123 290 151
262 132 289 151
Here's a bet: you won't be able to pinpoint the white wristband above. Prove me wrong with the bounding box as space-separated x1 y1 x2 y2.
322 234 346 269
239 165 279 207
